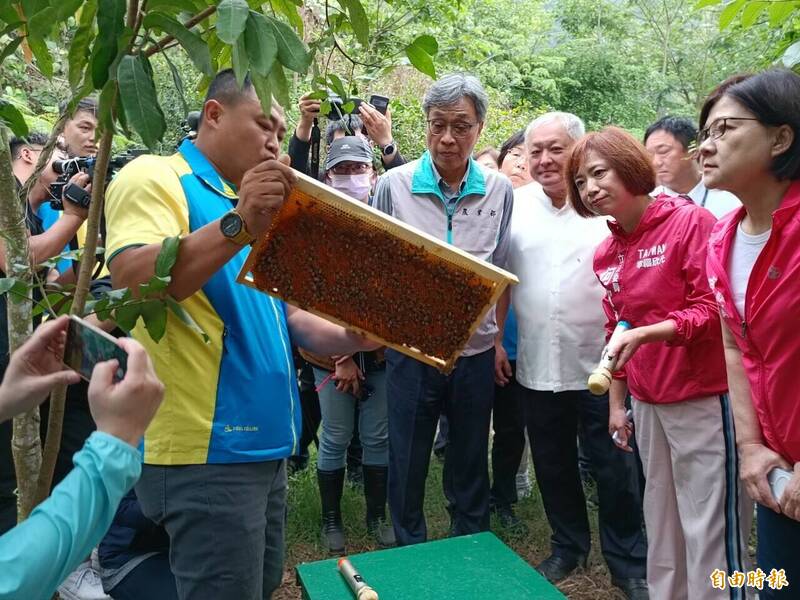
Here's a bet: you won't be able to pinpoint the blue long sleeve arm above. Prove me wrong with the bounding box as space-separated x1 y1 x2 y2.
0 431 141 600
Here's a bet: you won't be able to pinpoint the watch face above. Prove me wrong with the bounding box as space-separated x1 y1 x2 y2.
383 144 395 156
221 212 243 237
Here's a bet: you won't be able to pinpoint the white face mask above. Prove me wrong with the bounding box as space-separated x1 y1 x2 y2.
330 173 372 201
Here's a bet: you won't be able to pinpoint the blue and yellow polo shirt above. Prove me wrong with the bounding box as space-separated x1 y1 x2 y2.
104 140 300 465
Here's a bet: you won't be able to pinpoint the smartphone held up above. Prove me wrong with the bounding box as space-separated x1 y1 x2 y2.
63 315 128 383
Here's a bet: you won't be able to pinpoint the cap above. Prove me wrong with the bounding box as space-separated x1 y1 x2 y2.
325 136 373 171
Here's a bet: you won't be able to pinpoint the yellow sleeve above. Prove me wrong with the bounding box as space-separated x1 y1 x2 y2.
104 154 189 264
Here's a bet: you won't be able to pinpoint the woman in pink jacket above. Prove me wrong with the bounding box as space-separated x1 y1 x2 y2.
700 68 800 598
565 126 750 600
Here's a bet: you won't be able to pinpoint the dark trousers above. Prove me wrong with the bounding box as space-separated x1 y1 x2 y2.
136 460 287 600
757 503 800 599
490 360 526 510
0 382 95 533
107 553 178 600
386 348 495 546
524 388 647 579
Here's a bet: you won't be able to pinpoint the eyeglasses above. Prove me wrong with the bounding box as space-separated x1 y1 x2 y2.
331 162 371 175
426 119 478 138
697 117 760 145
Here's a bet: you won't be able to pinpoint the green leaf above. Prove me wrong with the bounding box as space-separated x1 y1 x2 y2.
162 50 189 115
251 70 272 119
0 21 23 38
95 298 112 322
694 0 722 8
68 24 95 89
244 11 277 76
271 0 304 34
341 0 369 46
0 36 23 66
166 296 209 342
27 36 53 78
114 301 142 332
56 0 86 22
405 41 436 79
320 99 331 116
140 300 167 342
306 90 328 100
719 0 746 29
26 6 56 37
412 34 438 55
269 62 290 109
268 15 310 73
769 1 798 27
0 100 29 137
231 34 249 88
327 73 347 98
341 100 355 113
0 278 16 295
782 40 800 68
155 235 181 278
31 293 64 317
97 78 117 134
117 54 166 149
148 0 199 14
216 0 249 44
78 0 98 26
142 12 213 76
740 1 766 27
91 0 125 89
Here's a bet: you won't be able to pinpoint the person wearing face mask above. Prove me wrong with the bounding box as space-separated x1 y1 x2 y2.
298 135 395 554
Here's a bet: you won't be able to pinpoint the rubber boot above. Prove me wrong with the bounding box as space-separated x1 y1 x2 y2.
317 468 346 554
363 465 396 547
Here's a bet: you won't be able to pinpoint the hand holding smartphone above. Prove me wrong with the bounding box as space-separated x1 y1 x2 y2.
63 315 128 383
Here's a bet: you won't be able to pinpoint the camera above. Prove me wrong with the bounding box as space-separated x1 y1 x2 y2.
49 150 146 210
326 94 390 118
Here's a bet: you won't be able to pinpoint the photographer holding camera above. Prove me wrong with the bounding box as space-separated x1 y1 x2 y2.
288 92 405 178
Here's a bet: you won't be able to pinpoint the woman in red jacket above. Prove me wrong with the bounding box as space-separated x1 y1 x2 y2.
700 69 800 598
566 127 750 600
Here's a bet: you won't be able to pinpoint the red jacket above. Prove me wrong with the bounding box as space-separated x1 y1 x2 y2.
706 181 800 463
593 196 727 404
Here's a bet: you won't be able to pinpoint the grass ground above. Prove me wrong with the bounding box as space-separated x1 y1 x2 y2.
274 452 627 600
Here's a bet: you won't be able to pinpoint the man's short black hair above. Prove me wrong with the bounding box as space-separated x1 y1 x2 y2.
203 69 255 107
643 116 697 150
58 97 98 118
10 132 48 160
325 115 364 146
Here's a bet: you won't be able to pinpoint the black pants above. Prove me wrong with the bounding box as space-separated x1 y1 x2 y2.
386 348 495 546
524 387 647 579
0 381 96 533
757 503 800 599
490 360 526 510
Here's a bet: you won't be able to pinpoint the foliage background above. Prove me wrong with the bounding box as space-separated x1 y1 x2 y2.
3 0 795 159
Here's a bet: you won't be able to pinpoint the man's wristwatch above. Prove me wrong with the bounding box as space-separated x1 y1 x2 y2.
220 209 255 246
379 140 396 156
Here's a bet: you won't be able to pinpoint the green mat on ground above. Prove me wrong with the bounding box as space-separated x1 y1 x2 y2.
296 531 566 599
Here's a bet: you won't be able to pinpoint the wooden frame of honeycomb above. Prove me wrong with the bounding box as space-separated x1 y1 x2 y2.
237 170 518 373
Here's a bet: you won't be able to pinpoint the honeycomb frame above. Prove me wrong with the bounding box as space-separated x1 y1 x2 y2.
237 170 518 373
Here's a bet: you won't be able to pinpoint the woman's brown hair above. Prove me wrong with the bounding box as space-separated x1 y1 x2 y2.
566 126 656 218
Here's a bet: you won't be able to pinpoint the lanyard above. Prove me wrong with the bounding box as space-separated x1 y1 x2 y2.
700 187 709 208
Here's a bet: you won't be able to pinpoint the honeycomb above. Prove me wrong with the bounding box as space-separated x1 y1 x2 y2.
240 177 515 371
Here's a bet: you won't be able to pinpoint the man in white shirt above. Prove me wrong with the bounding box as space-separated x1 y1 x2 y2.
497 112 647 599
644 116 740 219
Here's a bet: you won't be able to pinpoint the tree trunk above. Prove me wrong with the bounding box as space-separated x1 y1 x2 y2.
0 126 39 522
34 126 115 506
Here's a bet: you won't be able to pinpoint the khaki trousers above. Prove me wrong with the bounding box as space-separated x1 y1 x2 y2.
633 395 753 600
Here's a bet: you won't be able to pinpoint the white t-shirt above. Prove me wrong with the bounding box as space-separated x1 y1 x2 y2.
728 222 771 317
653 180 741 219
505 183 609 392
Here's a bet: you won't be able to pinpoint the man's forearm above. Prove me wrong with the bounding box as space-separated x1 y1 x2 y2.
27 214 84 265
287 308 375 356
609 378 628 411
494 287 509 345
110 220 242 302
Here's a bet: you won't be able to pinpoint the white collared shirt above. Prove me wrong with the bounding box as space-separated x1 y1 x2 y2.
506 183 609 392
653 180 740 219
